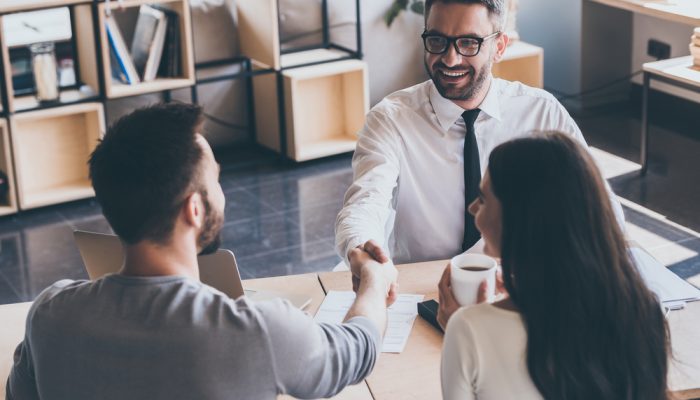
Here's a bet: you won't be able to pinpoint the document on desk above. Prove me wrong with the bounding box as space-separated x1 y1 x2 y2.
631 247 700 304
315 291 424 353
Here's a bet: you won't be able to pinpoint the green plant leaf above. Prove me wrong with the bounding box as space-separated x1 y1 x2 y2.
410 1 425 15
384 3 402 27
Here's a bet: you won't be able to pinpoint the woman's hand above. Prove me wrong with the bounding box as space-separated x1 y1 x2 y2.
437 264 507 330
437 264 460 330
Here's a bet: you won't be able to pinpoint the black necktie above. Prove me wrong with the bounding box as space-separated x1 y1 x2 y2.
462 109 481 251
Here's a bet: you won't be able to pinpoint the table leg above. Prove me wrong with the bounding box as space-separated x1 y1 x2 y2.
640 72 650 176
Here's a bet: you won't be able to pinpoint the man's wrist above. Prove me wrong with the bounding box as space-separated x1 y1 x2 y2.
360 264 391 295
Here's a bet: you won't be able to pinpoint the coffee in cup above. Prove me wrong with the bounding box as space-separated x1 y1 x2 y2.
450 253 498 306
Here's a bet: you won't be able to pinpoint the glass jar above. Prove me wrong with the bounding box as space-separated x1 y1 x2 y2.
30 42 60 103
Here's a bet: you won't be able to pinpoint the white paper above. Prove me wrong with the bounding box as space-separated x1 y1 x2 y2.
631 247 700 304
315 291 424 353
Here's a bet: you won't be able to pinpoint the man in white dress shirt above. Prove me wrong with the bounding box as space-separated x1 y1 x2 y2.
336 0 624 266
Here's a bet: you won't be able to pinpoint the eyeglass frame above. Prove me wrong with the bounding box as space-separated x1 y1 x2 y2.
421 31 501 57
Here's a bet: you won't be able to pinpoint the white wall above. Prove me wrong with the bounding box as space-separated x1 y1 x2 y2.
358 0 427 105
517 0 582 96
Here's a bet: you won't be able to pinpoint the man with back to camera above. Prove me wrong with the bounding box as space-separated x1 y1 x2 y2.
336 0 624 269
7 103 398 400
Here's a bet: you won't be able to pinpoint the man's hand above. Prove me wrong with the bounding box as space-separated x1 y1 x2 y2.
348 239 391 292
437 265 507 329
359 239 390 263
348 248 398 306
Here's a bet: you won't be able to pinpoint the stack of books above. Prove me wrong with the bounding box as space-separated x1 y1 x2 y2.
692 27 700 68
106 5 181 84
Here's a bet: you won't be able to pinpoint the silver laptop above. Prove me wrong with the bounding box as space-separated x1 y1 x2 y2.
73 230 311 309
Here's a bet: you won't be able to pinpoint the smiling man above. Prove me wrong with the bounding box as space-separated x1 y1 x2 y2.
336 0 624 267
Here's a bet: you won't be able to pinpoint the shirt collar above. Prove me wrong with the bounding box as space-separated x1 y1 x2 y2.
428 76 503 133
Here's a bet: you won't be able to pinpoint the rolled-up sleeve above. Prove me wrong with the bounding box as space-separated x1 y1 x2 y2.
256 300 381 399
441 311 478 400
335 109 402 264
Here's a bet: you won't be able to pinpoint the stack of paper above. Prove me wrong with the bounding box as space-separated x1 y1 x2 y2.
631 247 700 305
315 291 424 353
691 27 700 68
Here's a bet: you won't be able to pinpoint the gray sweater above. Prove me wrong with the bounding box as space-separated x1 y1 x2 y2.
6 275 380 400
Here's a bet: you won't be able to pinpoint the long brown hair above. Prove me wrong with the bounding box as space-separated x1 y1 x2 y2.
487 132 670 400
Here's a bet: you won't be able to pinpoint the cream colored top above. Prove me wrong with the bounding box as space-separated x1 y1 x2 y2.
441 303 543 400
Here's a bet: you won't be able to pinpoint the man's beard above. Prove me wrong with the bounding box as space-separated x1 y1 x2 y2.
426 59 491 102
197 191 224 256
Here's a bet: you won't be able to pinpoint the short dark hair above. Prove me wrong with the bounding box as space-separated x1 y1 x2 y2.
424 0 506 30
89 102 205 245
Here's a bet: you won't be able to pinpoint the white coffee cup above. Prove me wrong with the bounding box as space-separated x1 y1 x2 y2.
450 253 498 306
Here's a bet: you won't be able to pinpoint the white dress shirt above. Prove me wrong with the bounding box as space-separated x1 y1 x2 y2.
441 304 543 400
335 77 624 264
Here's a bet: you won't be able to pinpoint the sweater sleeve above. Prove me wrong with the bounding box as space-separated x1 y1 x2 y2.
6 340 39 400
6 280 76 400
255 299 381 399
441 308 479 400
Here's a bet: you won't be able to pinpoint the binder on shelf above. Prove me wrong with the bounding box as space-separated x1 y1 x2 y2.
153 5 181 78
105 16 140 84
130 5 168 82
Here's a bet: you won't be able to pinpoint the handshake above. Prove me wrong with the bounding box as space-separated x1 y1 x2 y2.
349 239 506 331
348 239 399 306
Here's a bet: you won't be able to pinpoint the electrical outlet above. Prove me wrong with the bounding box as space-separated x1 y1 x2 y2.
647 39 671 60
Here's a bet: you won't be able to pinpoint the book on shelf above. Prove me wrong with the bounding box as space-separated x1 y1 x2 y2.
152 5 181 78
130 5 168 82
106 16 140 85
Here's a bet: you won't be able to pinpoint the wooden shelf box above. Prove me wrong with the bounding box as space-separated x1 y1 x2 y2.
237 0 357 70
493 41 544 88
0 119 18 216
97 0 195 99
253 59 368 161
0 3 100 112
9 102 104 210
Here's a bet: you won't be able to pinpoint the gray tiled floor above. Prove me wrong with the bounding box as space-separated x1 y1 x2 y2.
0 98 699 304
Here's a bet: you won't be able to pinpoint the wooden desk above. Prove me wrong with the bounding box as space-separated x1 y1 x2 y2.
320 260 700 400
319 261 446 400
588 0 700 26
2 266 696 399
640 56 700 174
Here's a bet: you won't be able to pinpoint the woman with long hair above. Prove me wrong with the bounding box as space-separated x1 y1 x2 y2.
438 131 670 400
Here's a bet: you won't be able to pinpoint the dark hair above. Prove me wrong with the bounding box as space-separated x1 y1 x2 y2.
89 102 205 245
488 132 669 400
424 0 506 30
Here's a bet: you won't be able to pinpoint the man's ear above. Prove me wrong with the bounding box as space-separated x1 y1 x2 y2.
182 192 204 228
493 32 509 63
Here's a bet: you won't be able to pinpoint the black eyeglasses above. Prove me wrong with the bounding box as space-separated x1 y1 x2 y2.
421 31 501 57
